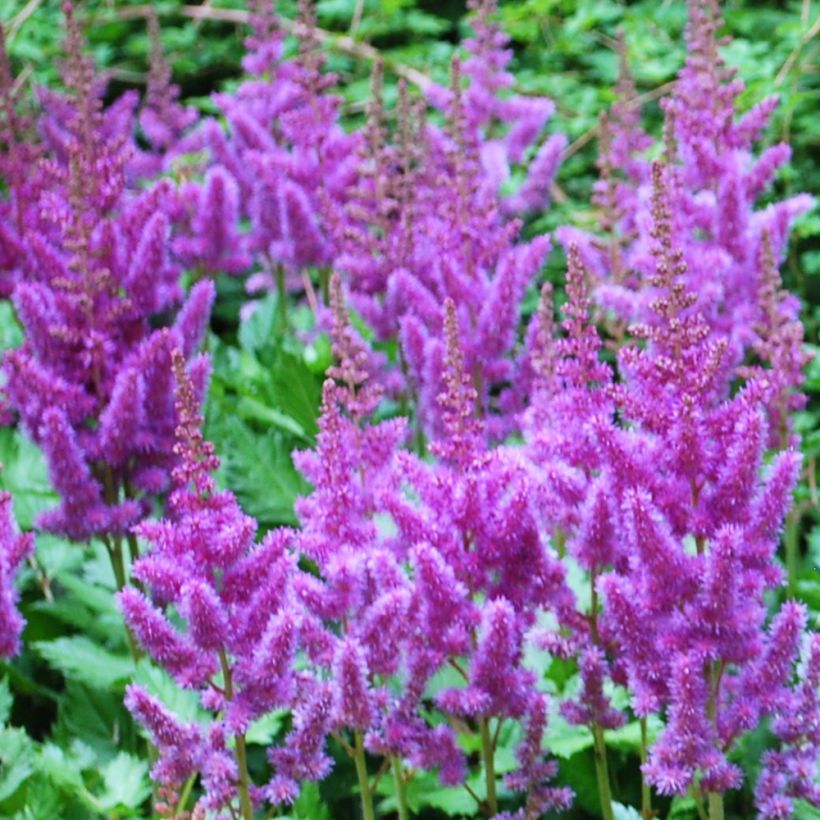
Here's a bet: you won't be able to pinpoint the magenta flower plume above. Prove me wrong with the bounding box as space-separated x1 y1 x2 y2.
174 0 357 300
755 631 820 818
0 487 34 658
174 166 252 276
502 694 574 818
438 598 533 720
137 10 197 163
561 647 625 731
124 685 204 787
122 350 302 815
332 1 564 438
2 6 213 543
643 652 740 796
0 26 47 298
567 0 813 391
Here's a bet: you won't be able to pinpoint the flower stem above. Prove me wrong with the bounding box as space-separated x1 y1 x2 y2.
175 772 197 816
592 723 615 820
276 264 287 332
479 717 497 817
103 535 142 663
391 756 410 820
639 716 652 819
219 649 254 820
707 791 724 820
354 731 375 820
785 507 800 597
705 661 725 820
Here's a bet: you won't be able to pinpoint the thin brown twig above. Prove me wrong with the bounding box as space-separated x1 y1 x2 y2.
6 0 43 42
774 11 820 86
559 80 676 164
112 4 434 90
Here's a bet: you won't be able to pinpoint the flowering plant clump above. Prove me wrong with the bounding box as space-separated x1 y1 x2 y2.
2 4 213 553
0 1 817 819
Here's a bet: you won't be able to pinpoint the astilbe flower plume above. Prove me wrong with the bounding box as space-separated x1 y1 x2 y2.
122 350 302 817
172 0 358 296
2 4 213 543
334 0 564 438
562 0 813 402
0 25 49 301
755 628 820 818
0 486 34 658
275 278 469 803
131 9 198 179
381 300 576 813
560 163 816 808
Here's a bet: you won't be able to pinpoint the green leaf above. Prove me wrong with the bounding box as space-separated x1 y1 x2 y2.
613 803 643 820
605 716 663 752
0 303 23 353
411 782 478 816
0 727 35 803
238 292 281 352
217 423 309 527
287 782 331 820
246 710 285 746
795 800 820 820
235 395 307 438
34 636 134 691
544 713 595 758
132 659 206 725
668 796 699 819
36 744 101 813
0 677 12 725
34 534 83 581
10 773 63 820
99 752 150 811
53 682 133 759
0 428 57 530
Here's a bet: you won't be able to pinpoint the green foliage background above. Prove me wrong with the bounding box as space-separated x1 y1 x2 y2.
0 1 818 818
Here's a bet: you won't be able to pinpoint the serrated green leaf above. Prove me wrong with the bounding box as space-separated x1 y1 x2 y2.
36 744 101 813
11 773 62 820
668 796 699 819
53 682 130 759
99 752 150 811
0 726 35 802
235 395 307 438
288 782 331 820
238 292 282 352
218 423 309 527
246 710 285 746
544 712 595 758
132 659 206 725
34 636 134 690
0 428 57 530
34 534 83 580
0 303 23 353
795 800 820 820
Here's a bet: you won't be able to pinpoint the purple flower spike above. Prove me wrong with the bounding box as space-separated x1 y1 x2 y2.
0 489 34 658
